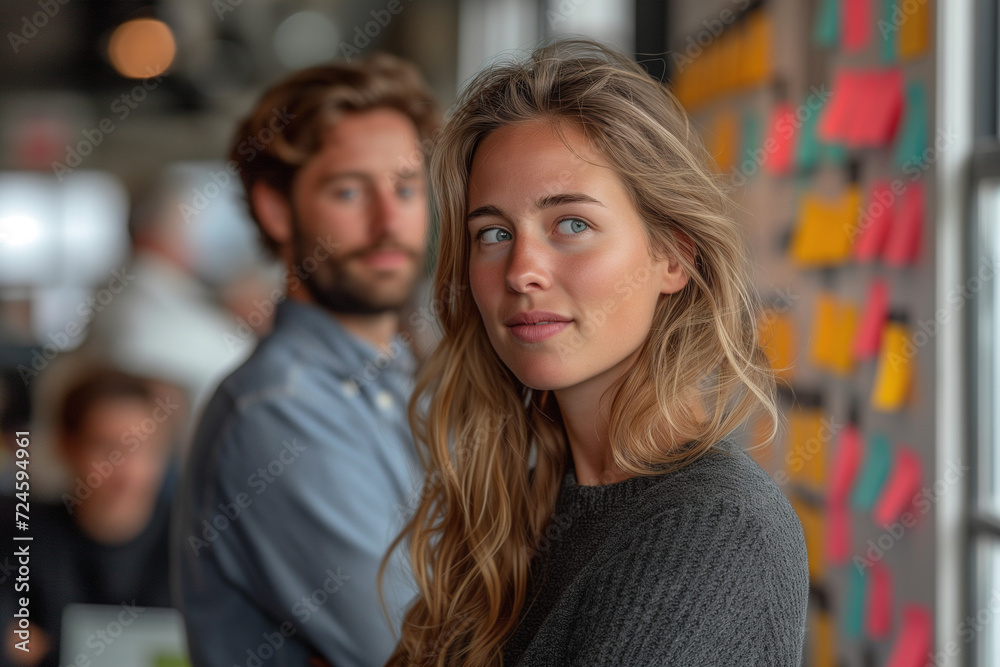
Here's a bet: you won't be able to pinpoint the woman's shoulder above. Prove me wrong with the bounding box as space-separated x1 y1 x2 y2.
634 438 804 548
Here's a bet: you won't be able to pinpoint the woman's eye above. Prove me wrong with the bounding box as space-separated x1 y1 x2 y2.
478 227 512 244
557 218 589 234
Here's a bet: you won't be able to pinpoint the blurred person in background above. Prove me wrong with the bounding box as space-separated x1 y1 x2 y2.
173 53 440 667
1 366 182 666
75 166 265 430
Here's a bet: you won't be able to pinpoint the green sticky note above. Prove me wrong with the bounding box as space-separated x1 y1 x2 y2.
741 111 762 162
820 141 849 166
878 0 898 63
795 98 822 171
843 565 867 639
852 433 892 511
894 81 929 171
814 0 840 48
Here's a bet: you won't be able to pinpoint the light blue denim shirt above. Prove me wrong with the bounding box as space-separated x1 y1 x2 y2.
172 299 423 667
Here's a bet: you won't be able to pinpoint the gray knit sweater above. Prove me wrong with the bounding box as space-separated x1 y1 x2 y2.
502 438 809 666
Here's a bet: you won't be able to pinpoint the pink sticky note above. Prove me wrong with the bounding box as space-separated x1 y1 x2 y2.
843 0 872 52
886 604 932 667
873 446 923 526
829 424 864 503
853 279 890 360
825 502 852 565
817 71 856 143
854 181 896 262
847 70 903 147
763 102 796 175
884 184 924 266
866 560 894 638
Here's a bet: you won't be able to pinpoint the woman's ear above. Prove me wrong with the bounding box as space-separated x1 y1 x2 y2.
657 232 694 295
250 181 293 248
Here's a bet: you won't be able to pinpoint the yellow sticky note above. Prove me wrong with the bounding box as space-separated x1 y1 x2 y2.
743 10 772 85
809 294 839 370
898 0 930 60
810 609 835 667
786 407 825 489
792 498 824 581
758 309 796 381
789 187 859 267
709 112 739 173
872 320 913 411
829 301 858 376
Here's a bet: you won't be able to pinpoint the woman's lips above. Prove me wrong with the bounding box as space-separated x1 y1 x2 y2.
508 320 572 342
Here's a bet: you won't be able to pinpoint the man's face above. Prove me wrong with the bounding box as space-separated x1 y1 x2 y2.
287 108 429 314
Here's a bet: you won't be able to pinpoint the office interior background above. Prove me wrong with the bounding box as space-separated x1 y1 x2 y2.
0 0 997 665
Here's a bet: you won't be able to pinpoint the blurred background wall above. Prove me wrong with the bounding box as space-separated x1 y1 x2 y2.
1 1 997 666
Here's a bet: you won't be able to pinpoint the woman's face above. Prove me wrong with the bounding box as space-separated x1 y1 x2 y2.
466 119 687 392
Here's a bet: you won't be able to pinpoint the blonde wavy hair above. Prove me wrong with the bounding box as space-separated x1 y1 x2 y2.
381 38 778 666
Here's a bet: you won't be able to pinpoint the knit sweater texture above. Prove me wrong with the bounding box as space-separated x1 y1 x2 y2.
502 438 810 666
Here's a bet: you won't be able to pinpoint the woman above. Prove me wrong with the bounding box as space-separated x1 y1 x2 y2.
383 39 809 665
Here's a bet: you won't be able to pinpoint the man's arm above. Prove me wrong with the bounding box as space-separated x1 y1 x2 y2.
178 392 418 667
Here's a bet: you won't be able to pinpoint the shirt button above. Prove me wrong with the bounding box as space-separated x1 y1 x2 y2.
341 380 360 397
376 390 394 411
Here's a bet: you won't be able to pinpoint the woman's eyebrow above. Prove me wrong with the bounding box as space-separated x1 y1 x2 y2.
467 193 605 224
536 193 605 209
466 204 507 224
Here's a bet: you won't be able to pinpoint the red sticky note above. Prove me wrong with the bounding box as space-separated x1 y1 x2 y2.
854 181 895 261
847 70 903 147
866 560 893 638
853 279 890 360
763 102 796 175
873 446 923 526
843 0 872 52
886 604 932 667
825 502 851 565
884 184 924 266
817 71 857 143
829 423 864 503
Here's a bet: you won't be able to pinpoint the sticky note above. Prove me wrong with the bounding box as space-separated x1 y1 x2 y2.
852 433 891 511
866 560 893 638
815 0 841 48
872 320 913 411
843 0 872 52
810 293 840 370
873 445 923 526
853 279 889 360
817 71 855 143
843 565 866 638
758 310 797 381
897 0 929 59
829 422 863 503
763 103 797 175
829 301 858 376
810 609 836 667
886 605 932 667
743 11 772 85
790 188 860 267
825 502 852 565
740 111 763 172
883 183 924 266
847 70 903 147
879 0 898 62
710 112 739 173
793 499 825 581
787 407 827 489
853 181 896 262
894 81 929 171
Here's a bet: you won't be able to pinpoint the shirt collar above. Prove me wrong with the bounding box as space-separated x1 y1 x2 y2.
272 299 416 379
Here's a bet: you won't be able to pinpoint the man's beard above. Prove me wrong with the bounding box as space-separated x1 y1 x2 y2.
290 219 424 316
